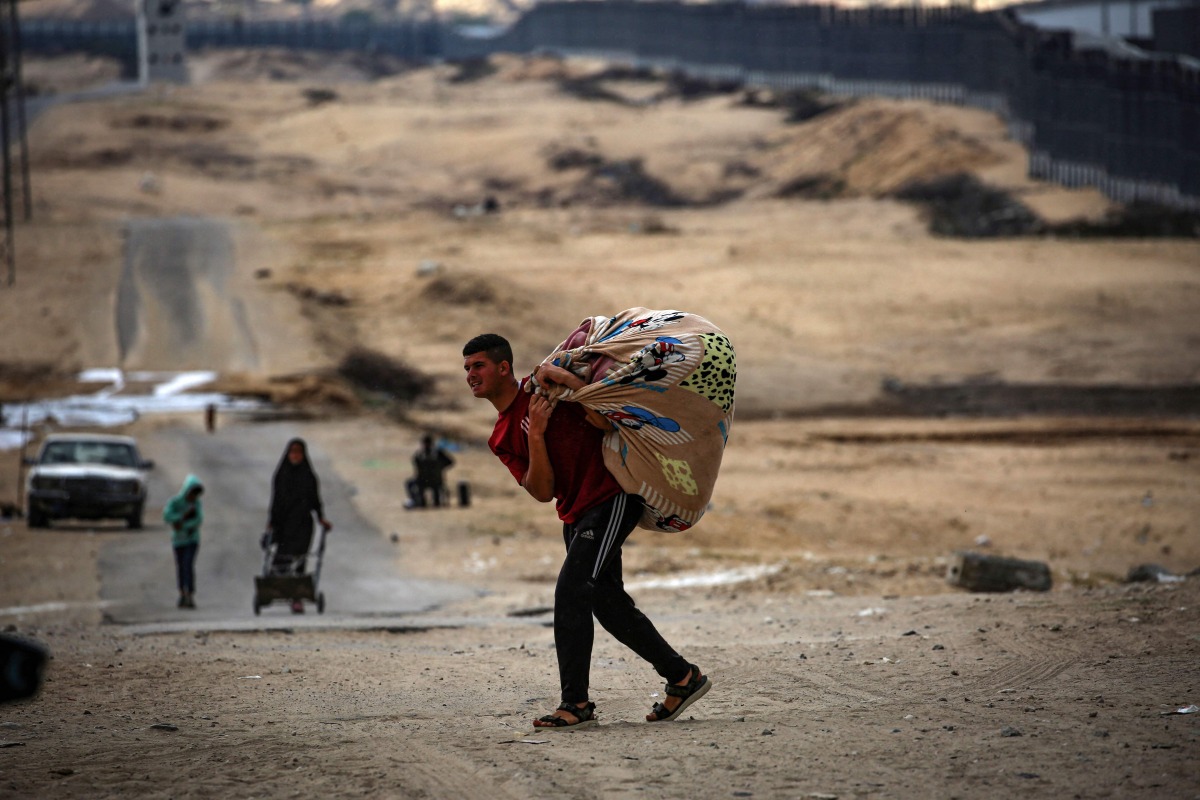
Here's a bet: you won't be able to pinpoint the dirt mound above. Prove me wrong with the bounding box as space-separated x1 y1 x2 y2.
533 97 1002 210
508 61 997 209
492 53 588 83
894 174 1200 239
893 172 1044 237
741 87 844 123
405 266 524 318
23 54 124 96
419 275 496 305
557 64 666 106
36 140 314 182
551 155 688 208
754 100 1004 200
111 112 231 134
33 112 315 181
191 48 411 84
214 371 360 410
0 362 78 402
1050 202 1200 238
446 56 498 84
556 64 747 108
337 348 433 404
517 82 1011 212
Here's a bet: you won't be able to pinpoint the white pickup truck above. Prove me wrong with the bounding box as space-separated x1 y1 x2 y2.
25 433 154 529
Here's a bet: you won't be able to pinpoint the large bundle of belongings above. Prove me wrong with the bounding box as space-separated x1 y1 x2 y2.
532 308 736 533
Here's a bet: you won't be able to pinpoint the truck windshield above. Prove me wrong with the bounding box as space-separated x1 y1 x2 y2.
41 442 137 467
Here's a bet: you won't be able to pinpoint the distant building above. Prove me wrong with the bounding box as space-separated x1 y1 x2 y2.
137 0 187 84
1014 0 1194 41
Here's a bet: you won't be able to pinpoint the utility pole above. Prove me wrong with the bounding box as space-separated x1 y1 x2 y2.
0 0 30 286
7 0 28 221
0 5 14 288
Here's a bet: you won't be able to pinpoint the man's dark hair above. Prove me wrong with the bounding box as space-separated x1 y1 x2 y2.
462 333 513 369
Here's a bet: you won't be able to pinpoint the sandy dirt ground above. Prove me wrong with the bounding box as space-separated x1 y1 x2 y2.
1 52 1199 798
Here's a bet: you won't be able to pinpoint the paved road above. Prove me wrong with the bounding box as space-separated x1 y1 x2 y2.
92 216 478 630
99 421 478 628
117 217 260 371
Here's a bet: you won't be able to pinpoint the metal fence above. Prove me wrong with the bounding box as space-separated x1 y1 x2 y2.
20 16 441 73
185 18 441 59
21 18 139 76
445 2 1200 210
19 4 1200 210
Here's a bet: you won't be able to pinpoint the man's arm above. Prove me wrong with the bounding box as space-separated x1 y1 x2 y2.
522 394 556 502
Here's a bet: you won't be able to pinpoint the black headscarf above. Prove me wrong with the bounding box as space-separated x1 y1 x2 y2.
269 438 323 533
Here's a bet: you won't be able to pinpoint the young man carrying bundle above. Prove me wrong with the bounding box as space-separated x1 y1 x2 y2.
463 332 710 730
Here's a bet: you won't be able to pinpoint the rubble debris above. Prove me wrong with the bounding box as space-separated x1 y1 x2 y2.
946 552 1051 593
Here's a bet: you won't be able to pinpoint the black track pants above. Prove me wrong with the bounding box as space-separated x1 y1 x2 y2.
554 493 690 704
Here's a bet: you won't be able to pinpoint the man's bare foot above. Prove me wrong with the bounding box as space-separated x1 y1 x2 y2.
646 665 711 723
533 701 597 730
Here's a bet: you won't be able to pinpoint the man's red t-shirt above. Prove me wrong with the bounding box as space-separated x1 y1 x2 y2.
489 380 621 523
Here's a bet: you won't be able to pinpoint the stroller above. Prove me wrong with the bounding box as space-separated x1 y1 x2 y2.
253 524 328 615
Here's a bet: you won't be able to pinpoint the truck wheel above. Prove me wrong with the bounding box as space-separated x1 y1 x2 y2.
27 505 47 529
127 504 144 530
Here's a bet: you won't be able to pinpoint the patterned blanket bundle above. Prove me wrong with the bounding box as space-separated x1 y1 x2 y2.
533 308 736 532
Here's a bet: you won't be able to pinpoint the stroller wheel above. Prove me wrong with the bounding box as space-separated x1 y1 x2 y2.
317 592 325 615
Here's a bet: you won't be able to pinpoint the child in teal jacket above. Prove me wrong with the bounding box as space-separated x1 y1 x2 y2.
163 474 204 609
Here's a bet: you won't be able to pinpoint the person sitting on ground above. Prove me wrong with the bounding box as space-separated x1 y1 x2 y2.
408 434 455 508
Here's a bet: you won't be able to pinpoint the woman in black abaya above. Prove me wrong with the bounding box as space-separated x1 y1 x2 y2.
267 438 332 612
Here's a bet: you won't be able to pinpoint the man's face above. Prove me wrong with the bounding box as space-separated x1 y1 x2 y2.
464 351 507 400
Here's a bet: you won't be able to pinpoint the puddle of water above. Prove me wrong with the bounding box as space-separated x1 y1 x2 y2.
0 369 266 450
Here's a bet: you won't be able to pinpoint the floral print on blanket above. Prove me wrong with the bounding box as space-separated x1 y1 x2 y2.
535 308 736 532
